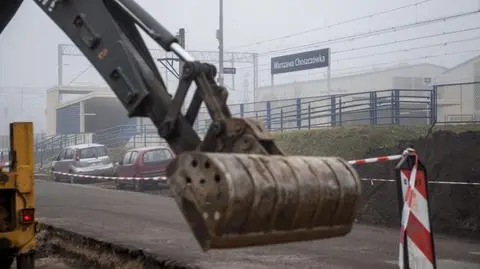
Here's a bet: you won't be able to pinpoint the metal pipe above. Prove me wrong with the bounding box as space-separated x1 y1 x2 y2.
170 43 195 62
113 0 196 62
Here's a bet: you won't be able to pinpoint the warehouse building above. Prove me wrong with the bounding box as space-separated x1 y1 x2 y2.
254 63 447 102
434 55 480 122
45 56 480 140
46 85 140 147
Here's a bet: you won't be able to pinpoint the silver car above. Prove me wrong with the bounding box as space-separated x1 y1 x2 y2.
51 143 114 183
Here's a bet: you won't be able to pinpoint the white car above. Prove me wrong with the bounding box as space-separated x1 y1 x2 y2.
51 143 114 183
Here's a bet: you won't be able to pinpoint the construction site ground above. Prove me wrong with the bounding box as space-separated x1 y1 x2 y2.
273 125 480 239
35 179 480 269
33 124 480 268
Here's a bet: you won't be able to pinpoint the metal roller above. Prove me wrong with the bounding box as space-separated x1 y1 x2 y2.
167 152 361 251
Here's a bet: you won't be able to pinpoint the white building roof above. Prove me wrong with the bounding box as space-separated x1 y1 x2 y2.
56 91 116 109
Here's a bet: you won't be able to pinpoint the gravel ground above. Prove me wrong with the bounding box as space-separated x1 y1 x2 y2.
36 258 77 269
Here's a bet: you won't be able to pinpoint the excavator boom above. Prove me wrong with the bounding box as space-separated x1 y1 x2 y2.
0 0 362 251
0 0 22 35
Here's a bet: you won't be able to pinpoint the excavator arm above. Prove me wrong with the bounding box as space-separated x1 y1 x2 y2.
0 0 22 35
0 0 362 251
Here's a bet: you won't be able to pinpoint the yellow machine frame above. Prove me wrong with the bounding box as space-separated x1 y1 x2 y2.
0 122 36 265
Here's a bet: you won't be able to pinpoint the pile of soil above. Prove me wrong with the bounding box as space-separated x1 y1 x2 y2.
354 130 480 239
273 125 480 239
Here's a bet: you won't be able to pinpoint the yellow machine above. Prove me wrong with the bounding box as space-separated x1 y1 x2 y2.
0 122 36 269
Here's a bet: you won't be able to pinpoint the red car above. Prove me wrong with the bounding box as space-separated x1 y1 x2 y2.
113 146 174 191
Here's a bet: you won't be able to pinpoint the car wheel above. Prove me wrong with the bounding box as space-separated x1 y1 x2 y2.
115 176 125 190
50 169 58 182
134 179 144 192
116 182 125 189
68 170 76 184
16 252 34 269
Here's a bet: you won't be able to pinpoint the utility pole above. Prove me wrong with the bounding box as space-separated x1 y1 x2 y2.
216 0 224 86
177 28 186 74
177 28 186 113
58 44 63 86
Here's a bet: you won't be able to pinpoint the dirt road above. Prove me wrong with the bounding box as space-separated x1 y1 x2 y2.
36 179 480 269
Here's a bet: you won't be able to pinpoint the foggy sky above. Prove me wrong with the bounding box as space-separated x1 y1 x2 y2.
0 0 479 134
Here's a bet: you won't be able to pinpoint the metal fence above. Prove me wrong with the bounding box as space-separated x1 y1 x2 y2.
31 83 480 167
194 88 434 133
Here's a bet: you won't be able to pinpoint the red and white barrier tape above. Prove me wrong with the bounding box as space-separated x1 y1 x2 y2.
361 178 480 186
49 171 479 186
51 171 167 181
348 154 403 165
348 148 415 166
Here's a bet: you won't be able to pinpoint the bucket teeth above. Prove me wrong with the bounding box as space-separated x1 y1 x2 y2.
167 152 361 251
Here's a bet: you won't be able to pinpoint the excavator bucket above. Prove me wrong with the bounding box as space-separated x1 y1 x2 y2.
168 152 361 251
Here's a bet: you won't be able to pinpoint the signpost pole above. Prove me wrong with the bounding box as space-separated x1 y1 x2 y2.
231 53 235 91
327 48 331 93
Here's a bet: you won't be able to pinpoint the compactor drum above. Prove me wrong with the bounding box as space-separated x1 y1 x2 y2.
169 152 361 250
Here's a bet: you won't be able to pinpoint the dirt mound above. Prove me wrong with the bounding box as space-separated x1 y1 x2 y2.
273 125 480 239
355 130 480 239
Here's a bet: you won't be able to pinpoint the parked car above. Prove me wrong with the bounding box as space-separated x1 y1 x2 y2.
51 143 114 183
113 146 174 191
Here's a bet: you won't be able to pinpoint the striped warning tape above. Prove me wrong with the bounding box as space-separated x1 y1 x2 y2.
49 171 480 186
361 178 480 186
51 171 167 181
348 148 415 166
348 154 403 165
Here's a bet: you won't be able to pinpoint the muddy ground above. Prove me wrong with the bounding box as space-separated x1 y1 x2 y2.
39 125 480 240
12 230 90 269
23 225 146 269
355 130 480 239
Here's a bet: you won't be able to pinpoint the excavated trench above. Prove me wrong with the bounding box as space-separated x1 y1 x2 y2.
32 223 198 269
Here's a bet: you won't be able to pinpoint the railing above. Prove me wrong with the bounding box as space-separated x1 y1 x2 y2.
193 89 434 133
33 84 480 167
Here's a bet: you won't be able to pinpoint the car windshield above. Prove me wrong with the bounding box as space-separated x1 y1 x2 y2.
79 146 108 159
143 149 173 163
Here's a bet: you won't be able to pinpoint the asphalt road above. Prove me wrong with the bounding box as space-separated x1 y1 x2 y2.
36 180 480 269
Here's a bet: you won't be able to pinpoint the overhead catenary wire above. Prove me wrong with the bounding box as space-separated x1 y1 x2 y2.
256 10 480 56
67 65 94 85
235 34 480 71
54 9 480 85
254 49 480 84
227 0 436 50
332 26 480 55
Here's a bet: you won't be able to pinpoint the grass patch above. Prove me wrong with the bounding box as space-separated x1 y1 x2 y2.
272 124 480 160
